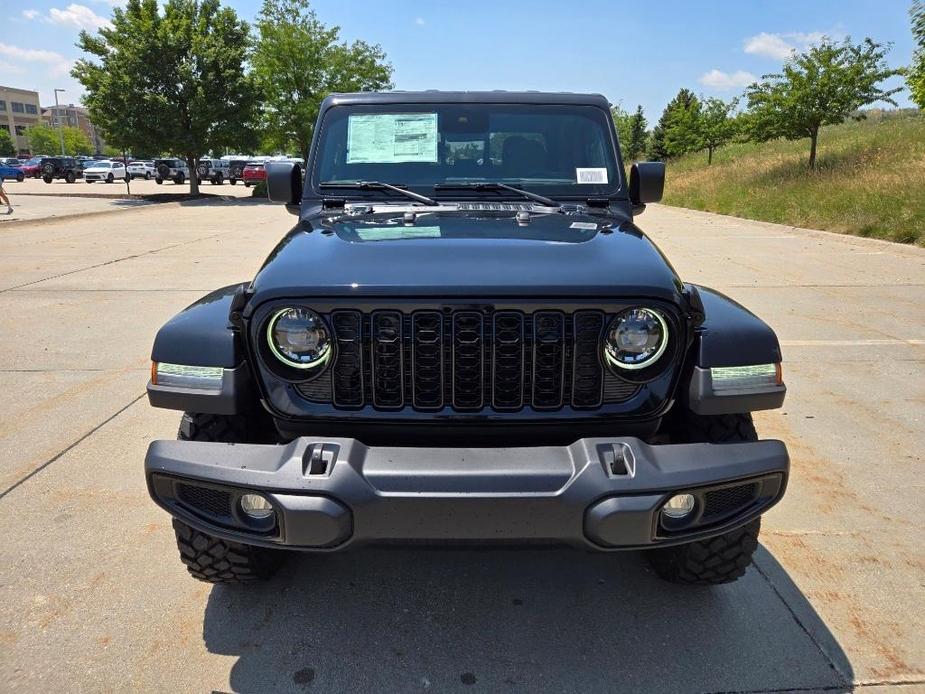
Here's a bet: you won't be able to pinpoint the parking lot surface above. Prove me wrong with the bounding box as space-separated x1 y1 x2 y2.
0 200 922 693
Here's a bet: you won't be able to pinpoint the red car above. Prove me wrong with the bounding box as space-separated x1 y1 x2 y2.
242 161 266 187
19 156 46 178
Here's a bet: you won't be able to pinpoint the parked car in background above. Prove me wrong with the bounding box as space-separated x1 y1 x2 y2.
127 160 155 180
0 157 23 167
39 156 83 184
196 158 230 185
84 160 128 183
242 161 266 187
154 158 189 185
20 157 47 179
225 159 248 185
0 161 25 182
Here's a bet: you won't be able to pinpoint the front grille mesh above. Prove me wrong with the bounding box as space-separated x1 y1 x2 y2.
177 483 231 518
703 483 758 521
297 307 640 412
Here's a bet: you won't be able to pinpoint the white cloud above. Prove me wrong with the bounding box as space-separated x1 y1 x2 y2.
415 17 425 26
0 42 74 78
743 31 828 60
698 69 756 90
0 60 26 75
49 4 112 31
22 9 41 20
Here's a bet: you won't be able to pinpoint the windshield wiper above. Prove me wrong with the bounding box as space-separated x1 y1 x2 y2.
319 181 437 206
433 182 560 208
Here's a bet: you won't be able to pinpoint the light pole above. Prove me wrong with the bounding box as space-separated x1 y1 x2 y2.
53 88 66 156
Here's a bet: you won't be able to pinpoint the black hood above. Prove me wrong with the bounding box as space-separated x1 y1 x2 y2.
249 210 683 303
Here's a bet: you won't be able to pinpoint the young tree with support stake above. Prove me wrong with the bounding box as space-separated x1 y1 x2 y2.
73 0 258 194
744 37 901 170
697 97 738 165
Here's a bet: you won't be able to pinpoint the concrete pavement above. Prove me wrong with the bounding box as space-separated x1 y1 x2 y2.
0 200 922 692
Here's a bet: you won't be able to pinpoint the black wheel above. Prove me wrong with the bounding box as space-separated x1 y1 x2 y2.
106 173 114 183
155 178 163 185
645 412 761 585
173 518 283 584
145 172 151 180
216 173 223 184
170 412 284 584
175 172 185 184
65 171 75 183
229 178 237 185
244 181 251 187
43 176 52 184
16 173 24 182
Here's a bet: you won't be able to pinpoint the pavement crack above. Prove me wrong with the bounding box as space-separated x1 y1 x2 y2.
0 231 224 294
0 393 145 501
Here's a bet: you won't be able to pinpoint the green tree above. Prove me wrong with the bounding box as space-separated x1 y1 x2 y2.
610 103 633 159
910 1 925 108
697 97 738 164
663 96 702 158
0 129 15 157
647 88 698 160
252 0 393 158
626 105 647 161
73 0 259 193
62 126 94 155
27 124 61 154
745 37 902 169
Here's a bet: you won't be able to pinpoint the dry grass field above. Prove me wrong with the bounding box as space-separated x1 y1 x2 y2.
661 109 925 245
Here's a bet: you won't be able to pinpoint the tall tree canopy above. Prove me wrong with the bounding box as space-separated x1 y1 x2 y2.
252 0 393 158
610 104 633 160
27 124 61 155
626 106 648 161
745 37 901 169
647 88 698 160
73 0 259 193
910 1 925 108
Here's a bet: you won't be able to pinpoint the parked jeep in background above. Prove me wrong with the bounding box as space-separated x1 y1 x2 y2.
226 159 249 185
196 158 230 185
145 91 789 587
154 158 188 185
39 156 82 183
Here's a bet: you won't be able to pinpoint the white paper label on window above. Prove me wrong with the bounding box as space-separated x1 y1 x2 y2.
575 167 608 184
355 226 442 241
347 113 439 164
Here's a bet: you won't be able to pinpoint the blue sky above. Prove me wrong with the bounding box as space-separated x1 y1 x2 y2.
1 0 917 119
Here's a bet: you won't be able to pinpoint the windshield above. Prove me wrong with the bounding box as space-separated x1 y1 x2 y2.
312 103 620 200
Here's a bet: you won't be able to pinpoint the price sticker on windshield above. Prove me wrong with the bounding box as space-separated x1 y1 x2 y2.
347 113 439 164
576 167 608 184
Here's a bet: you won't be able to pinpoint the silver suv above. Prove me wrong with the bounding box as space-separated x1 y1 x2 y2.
154 158 189 185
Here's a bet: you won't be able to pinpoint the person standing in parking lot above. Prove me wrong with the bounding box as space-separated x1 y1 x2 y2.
0 177 12 214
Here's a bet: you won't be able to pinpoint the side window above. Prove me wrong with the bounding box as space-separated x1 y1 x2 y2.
25 104 38 115
11 102 24 113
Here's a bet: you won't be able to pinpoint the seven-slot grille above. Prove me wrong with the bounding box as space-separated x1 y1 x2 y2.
297 308 639 412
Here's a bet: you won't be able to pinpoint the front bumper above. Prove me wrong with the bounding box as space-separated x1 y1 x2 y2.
145 436 788 551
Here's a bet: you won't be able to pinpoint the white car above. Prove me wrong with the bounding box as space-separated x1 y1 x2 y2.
127 160 155 180
84 160 127 183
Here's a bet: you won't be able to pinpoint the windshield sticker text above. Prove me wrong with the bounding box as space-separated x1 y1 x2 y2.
347 113 439 164
576 168 608 184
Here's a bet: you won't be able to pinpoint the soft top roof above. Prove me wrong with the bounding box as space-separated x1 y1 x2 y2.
321 90 610 110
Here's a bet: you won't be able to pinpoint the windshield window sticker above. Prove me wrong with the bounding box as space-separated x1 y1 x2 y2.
346 113 439 164
569 222 598 230
354 226 442 241
575 167 608 184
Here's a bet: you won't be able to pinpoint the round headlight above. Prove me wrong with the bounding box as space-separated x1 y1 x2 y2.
266 307 332 369
604 308 669 370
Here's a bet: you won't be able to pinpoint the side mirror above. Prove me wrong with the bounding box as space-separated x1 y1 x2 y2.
265 161 303 211
629 162 665 209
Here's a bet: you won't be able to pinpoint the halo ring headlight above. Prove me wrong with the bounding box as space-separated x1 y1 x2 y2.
266 307 332 370
604 308 669 371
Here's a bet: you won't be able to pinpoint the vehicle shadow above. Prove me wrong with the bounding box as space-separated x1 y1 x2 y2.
202 544 852 693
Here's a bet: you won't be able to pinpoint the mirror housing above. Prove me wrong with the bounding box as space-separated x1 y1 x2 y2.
266 161 303 212
629 162 665 213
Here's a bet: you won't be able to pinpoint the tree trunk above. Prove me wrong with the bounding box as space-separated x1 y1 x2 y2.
707 146 713 165
808 129 818 170
187 155 199 195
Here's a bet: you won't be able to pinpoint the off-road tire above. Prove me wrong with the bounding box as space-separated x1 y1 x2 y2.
43 175 52 184
171 412 284 583
175 172 185 185
65 171 75 183
229 178 237 185
173 518 282 584
155 177 163 185
645 412 762 585
646 518 761 585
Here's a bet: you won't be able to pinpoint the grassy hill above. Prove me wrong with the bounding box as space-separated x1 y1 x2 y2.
661 110 924 245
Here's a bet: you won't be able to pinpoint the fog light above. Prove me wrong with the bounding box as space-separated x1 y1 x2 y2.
240 493 274 519
662 493 695 519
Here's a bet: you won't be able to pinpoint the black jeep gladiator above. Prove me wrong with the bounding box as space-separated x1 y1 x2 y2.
145 92 789 586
